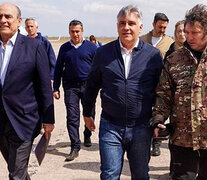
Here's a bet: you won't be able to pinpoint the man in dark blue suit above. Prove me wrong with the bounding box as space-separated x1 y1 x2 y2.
0 3 55 180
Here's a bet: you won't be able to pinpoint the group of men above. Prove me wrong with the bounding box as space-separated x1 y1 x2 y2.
0 2 207 180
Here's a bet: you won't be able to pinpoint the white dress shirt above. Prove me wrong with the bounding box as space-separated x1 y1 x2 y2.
70 38 85 49
0 31 18 85
119 39 139 78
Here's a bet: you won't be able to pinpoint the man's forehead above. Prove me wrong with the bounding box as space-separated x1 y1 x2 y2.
185 21 203 30
155 20 168 25
0 4 18 16
70 25 83 30
118 13 138 19
26 20 36 25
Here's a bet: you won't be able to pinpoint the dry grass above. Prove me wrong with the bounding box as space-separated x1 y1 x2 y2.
48 37 116 45
96 37 116 44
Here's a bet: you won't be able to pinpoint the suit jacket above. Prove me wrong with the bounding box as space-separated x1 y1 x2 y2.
0 33 55 141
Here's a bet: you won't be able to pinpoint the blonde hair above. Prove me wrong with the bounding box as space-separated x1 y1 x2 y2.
174 20 185 50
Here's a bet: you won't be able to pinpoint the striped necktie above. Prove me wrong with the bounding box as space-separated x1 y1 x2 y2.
0 43 3 109
0 47 5 85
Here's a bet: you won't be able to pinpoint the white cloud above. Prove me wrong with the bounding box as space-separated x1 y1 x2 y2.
4 0 63 17
2 0 207 37
83 2 119 14
23 4 63 16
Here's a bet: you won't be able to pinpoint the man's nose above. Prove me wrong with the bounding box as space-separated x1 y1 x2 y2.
124 23 130 29
161 28 165 33
187 34 193 41
0 15 7 22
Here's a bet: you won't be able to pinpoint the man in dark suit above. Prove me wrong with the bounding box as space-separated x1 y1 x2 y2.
0 3 55 180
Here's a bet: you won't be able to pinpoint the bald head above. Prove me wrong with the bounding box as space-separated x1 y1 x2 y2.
0 3 22 42
0 3 21 18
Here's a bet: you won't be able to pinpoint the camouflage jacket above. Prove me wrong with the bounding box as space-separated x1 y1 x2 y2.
152 44 207 150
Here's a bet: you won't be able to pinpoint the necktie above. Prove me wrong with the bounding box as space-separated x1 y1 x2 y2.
0 48 5 85
0 51 3 107
0 44 4 110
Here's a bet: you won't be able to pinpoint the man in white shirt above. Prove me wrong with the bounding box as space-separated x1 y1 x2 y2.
140 13 174 59
0 3 54 179
83 5 163 179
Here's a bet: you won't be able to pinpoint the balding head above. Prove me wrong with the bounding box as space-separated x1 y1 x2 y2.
0 3 21 18
0 3 22 42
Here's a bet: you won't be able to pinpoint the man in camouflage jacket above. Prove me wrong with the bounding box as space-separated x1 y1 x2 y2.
151 4 207 180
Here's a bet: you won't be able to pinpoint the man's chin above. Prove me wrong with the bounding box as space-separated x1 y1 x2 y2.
189 45 199 51
0 30 10 36
121 37 132 43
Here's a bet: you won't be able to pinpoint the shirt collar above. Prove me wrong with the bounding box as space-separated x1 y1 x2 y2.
119 38 139 53
70 37 85 48
0 31 18 46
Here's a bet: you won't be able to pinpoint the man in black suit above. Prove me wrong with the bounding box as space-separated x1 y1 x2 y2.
0 3 55 180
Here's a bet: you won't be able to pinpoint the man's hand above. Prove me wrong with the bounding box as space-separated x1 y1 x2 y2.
84 116 95 132
153 124 166 138
43 124 55 139
53 91 60 99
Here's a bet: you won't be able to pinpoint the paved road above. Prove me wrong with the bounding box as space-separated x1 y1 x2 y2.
0 42 171 180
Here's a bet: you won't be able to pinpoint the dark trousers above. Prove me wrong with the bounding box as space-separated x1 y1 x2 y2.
0 110 33 180
64 84 95 150
169 144 207 180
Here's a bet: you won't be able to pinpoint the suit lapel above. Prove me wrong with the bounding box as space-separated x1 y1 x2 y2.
4 33 24 83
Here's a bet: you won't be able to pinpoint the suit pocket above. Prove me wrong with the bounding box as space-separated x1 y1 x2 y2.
23 103 38 114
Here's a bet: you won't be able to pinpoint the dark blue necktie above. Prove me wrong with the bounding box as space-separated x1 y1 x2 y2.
0 47 5 86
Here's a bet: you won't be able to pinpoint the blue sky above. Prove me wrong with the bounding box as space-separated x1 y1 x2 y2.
3 0 207 37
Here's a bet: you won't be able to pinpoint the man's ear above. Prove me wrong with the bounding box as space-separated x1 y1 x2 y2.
139 23 143 33
17 17 22 28
152 22 155 29
140 23 143 30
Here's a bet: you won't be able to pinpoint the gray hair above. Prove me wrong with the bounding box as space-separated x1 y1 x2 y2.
117 5 142 24
25 18 38 26
15 4 21 18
